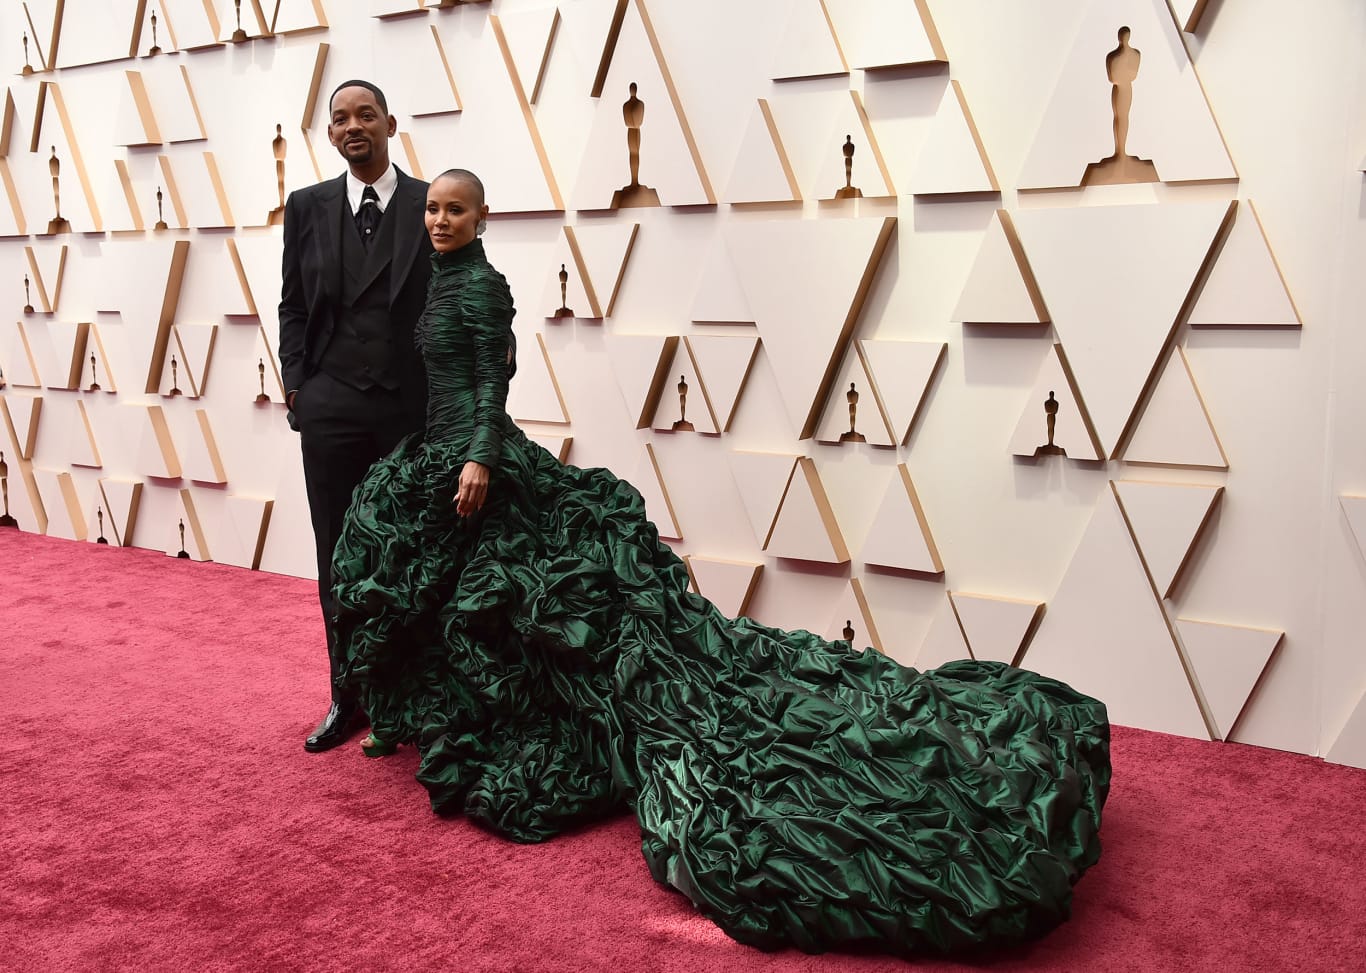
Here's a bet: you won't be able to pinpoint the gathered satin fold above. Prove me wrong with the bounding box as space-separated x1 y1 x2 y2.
332 241 1110 957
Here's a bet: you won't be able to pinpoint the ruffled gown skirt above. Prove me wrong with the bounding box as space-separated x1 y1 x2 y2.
332 425 1111 957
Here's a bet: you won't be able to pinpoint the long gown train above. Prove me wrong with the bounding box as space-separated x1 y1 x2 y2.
332 239 1110 957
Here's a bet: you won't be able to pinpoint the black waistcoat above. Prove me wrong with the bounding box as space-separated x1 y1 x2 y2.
318 200 401 392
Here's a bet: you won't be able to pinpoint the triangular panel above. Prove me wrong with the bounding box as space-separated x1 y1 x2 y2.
97 478 143 547
1011 200 1233 454
1342 495 1366 565
410 26 463 118
1327 692 1366 770
255 326 287 404
723 99 801 204
25 243 68 314
651 341 717 434
1188 200 1300 327
915 597 973 670
270 0 328 35
212 0 269 43
1007 344 1104 461
516 431 567 465
507 332 570 425
952 210 1048 324
726 215 896 439
684 555 762 620
859 339 945 445
167 487 210 561
182 408 228 484
133 404 182 479
770 0 846 81
568 222 638 318
46 320 89 390
823 578 884 653
815 350 895 446
496 4 559 104
220 494 274 569
1023 489 1211 738
602 333 676 429
685 335 759 432
1 393 43 458
570 1 713 208
66 399 102 468
726 450 798 549
766 457 850 563
172 324 218 398
2 322 42 388
1121 346 1227 468
32 468 87 541
689 241 754 324
908 81 998 196
1167 0 1212 33
56 1 141 68
949 592 1044 666
814 91 895 200
85 321 119 394
631 442 681 540
1113 479 1223 598
823 0 945 70
860 463 942 574
1018 0 1236 188
1177 618 1281 741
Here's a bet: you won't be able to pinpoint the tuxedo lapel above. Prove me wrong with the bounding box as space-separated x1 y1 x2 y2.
389 170 427 306
319 174 347 305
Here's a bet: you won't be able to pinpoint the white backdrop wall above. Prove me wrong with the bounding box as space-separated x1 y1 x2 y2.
2 0 1365 765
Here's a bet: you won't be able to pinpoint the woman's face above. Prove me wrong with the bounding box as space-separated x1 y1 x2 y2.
425 176 487 253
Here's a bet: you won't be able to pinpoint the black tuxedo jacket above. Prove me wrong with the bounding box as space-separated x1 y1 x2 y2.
278 167 433 423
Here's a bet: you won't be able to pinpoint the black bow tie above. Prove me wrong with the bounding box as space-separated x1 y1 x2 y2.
356 185 381 249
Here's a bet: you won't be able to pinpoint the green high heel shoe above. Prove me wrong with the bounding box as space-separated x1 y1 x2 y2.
360 733 398 758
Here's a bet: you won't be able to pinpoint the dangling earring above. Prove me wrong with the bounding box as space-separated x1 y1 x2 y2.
476 218 488 237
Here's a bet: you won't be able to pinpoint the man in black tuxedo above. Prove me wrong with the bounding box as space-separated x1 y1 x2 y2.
278 80 433 752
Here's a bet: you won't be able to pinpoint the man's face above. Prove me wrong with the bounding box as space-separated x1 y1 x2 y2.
327 86 395 168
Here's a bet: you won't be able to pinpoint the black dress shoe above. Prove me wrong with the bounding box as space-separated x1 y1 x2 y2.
304 702 364 753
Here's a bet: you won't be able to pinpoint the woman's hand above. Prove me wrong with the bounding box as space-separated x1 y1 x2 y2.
455 461 490 516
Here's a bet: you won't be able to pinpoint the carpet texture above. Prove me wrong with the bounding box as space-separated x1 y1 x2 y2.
2 530 1364 972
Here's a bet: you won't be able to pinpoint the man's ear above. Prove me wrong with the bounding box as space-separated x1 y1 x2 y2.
386 114 398 137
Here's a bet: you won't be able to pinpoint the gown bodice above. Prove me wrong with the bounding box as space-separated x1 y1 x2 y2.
415 239 518 460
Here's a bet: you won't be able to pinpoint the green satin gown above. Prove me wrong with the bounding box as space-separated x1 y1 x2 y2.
332 238 1111 957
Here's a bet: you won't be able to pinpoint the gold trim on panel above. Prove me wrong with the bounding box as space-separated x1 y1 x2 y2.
144 239 191 395
0 160 26 234
800 215 896 440
0 90 15 157
48 83 103 230
1112 199 1236 457
179 65 209 140
125 71 164 145
157 155 188 228
114 160 146 231
815 0 850 73
850 89 894 197
202 151 235 226
301 43 330 131
1110 480 1220 740
490 14 563 210
758 98 800 201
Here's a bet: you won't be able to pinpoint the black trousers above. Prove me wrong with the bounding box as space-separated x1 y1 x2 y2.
295 370 418 702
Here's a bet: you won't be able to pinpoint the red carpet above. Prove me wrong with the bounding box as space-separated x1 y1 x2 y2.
3 529 1364 972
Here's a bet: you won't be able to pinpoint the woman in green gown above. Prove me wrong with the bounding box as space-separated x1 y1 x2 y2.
332 169 1111 958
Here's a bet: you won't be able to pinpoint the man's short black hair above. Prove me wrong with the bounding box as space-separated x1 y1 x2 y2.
329 79 389 117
